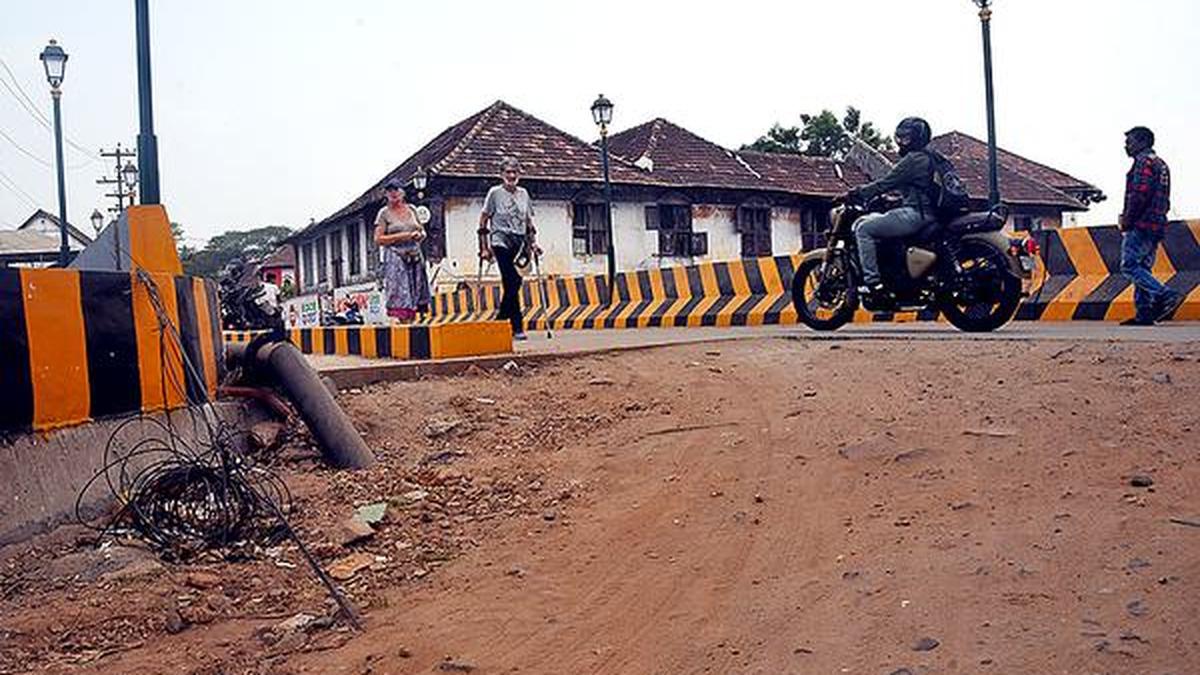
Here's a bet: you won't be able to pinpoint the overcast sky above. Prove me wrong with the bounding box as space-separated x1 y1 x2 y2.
2 0 1197 245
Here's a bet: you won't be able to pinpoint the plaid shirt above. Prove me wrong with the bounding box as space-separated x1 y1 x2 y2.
1123 151 1171 233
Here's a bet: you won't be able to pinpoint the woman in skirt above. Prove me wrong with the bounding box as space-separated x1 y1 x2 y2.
374 181 431 323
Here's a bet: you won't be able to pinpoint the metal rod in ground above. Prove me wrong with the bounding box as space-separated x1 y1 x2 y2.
253 341 375 470
534 252 552 338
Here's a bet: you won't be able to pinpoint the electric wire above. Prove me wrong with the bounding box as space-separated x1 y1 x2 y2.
0 166 41 209
0 56 101 162
74 255 361 627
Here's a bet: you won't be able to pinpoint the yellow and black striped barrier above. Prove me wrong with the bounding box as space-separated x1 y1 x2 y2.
224 322 512 360
426 221 1200 329
1018 220 1200 321
0 268 222 433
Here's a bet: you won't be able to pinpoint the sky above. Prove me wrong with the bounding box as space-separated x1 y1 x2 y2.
1 0 1198 246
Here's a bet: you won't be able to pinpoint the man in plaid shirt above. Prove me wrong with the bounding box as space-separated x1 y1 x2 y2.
1119 126 1182 326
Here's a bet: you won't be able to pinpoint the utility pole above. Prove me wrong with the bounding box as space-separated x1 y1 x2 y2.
96 144 137 214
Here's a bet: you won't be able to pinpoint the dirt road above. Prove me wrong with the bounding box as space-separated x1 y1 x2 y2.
3 336 1198 674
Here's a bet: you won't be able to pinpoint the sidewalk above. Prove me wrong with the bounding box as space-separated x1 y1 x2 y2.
305 321 1200 387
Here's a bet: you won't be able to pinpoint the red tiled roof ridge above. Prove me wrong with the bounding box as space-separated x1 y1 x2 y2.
933 130 1097 191
430 100 505 176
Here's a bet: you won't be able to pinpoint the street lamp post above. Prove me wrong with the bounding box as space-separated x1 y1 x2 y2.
135 0 160 204
122 159 139 203
973 0 1001 208
590 94 616 293
39 40 70 266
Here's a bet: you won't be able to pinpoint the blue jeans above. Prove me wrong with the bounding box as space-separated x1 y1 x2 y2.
1120 228 1170 320
854 207 929 285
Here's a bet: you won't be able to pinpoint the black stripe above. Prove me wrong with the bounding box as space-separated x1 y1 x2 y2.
410 325 431 359
1162 221 1200 270
1075 275 1129 320
729 295 766 326
300 329 313 353
0 270 33 432
604 275 632 329
916 307 941 322
81 272 141 417
1088 226 1124 274
763 293 793 324
623 271 655 328
647 270 679 327
742 259 766 294
671 266 704 327
173 277 208 404
323 327 337 354
205 281 225 382
1018 275 1075 321
375 326 392 357
546 278 571 328
347 327 362 355
1038 230 1077 276
713 263 736 296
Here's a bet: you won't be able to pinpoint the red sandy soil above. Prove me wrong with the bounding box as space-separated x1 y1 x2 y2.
2 336 1198 675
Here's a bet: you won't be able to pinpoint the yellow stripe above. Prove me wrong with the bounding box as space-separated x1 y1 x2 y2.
637 268 669 328
687 262 721 327
22 269 91 430
334 327 349 355
714 260 751 327
132 271 187 412
390 326 410 359
613 272 643 328
192 278 219 400
1040 229 1108 321
310 326 325 354
361 326 378 358
659 266 692 326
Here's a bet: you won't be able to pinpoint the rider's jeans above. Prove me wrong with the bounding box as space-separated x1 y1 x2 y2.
854 207 929 286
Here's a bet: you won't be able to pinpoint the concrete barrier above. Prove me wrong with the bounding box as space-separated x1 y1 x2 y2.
423 220 1200 329
224 321 512 360
0 268 223 434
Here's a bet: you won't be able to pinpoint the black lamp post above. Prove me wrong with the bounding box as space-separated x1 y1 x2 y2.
39 39 71 266
973 0 1001 208
590 94 616 290
135 0 160 204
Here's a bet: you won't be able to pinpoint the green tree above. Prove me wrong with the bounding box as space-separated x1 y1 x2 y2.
742 106 895 160
181 225 293 279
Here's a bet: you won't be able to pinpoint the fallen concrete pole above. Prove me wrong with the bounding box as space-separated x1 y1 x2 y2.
232 340 375 470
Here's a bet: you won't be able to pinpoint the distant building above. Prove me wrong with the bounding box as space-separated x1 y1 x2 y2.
0 209 92 268
257 245 296 287
288 100 1101 295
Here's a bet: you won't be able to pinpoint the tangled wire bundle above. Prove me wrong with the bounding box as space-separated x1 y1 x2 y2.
77 414 291 561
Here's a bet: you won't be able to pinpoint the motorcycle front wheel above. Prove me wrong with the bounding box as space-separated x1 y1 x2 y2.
939 240 1022 333
791 253 859 331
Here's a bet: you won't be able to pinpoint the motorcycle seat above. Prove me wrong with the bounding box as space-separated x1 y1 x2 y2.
945 210 1005 234
905 220 941 244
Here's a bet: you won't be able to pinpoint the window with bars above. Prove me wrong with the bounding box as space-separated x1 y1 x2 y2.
737 206 772 258
800 208 830 251
302 242 315 290
572 203 609 256
347 223 361 277
646 203 705 257
316 237 328 283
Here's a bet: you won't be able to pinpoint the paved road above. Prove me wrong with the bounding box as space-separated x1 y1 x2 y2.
304 321 1200 374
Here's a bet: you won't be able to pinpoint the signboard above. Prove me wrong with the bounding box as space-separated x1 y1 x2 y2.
283 294 323 328
333 282 388 325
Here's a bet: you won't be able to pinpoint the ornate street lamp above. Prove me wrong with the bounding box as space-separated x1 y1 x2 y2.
90 209 104 236
590 94 616 291
972 0 1001 208
412 165 428 200
122 160 139 190
40 39 71 266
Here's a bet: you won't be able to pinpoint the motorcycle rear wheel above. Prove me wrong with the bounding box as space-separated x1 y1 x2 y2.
792 254 859 331
940 241 1022 333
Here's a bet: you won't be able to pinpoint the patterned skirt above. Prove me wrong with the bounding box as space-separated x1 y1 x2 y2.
382 247 432 320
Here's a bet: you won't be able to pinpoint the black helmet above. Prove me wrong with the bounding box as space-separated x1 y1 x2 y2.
895 117 932 156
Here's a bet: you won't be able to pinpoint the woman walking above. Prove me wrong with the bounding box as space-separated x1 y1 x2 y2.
479 158 539 340
374 181 431 323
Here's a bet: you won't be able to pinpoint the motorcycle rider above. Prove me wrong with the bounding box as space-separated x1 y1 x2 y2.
844 117 937 306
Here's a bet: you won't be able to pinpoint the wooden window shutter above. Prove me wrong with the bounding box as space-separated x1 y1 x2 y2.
645 205 660 230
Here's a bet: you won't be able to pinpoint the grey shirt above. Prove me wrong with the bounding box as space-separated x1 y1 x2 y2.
482 184 533 249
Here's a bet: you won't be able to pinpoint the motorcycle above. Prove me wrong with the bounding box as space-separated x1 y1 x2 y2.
791 196 1039 333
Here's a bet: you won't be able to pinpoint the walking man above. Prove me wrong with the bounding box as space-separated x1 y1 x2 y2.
1119 126 1183 326
479 158 539 340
